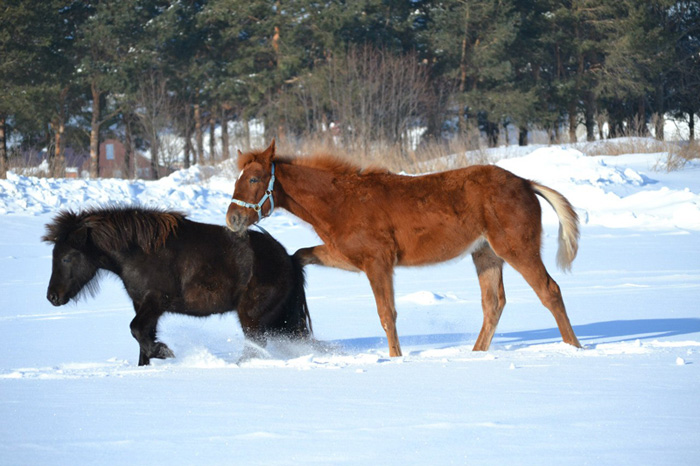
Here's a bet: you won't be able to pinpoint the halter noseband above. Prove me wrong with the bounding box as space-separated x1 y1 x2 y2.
230 163 276 222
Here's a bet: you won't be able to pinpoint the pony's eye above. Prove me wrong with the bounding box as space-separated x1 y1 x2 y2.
62 257 72 264
250 177 260 184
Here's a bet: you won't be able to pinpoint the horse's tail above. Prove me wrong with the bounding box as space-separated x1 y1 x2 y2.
287 253 313 337
531 181 580 271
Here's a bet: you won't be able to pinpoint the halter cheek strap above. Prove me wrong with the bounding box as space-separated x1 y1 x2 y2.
230 163 276 222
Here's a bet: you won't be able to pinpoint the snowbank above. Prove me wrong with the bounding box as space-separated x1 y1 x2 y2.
497 147 700 230
3 145 698 232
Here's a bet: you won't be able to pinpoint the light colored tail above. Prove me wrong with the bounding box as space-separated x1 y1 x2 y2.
531 182 580 271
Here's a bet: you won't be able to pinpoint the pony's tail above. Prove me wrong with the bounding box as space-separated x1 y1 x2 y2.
287 253 313 337
531 182 580 271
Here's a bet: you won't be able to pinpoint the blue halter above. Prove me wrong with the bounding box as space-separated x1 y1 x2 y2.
230 163 276 222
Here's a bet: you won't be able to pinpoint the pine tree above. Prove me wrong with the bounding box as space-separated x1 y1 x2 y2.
428 0 521 146
0 0 76 177
660 0 700 141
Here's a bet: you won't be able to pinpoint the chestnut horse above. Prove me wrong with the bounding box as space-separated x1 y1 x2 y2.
226 140 581 357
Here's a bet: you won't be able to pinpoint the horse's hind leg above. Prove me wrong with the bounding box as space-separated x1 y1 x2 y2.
471 244 506 351
527 266 581 348
238 331 270 362
495 247 581 349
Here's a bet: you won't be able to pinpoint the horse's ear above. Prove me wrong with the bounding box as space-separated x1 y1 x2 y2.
237 149 243 158
263 139 276 161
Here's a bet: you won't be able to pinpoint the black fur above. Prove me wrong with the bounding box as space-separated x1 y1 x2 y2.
43 206 311 365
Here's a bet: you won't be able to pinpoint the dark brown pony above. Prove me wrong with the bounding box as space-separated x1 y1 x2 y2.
226 141 581 357
44 206 311 365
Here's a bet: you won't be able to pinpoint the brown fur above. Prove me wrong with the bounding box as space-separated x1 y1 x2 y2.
227 140 582 356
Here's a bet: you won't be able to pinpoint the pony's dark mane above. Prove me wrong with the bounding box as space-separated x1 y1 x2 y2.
43 206 185 253
238 148 388 176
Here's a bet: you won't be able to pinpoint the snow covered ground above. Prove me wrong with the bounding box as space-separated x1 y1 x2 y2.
1 144 699 465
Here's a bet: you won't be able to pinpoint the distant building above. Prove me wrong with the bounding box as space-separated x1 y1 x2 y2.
99 139 173 179
24 139 173 179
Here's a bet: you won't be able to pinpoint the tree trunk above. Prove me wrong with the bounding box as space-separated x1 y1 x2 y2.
596 112 606 140
518 126 528 146
184 131 192 169
689 111 696 142
584 92 596 142
551 124 560 144
637 97 648 136
0 115 7 178
150 134 159 180
459 5 470 94
221 108 230 160
182 100 192 169
457 5 470 136
568 102 577 143
486 121 499 148
654 84 665 141
243 118 251 149
194 103 203 164
90 81 101 178
209 112 216 162
52 117 65 177
51 86 69 177
124 113 133 179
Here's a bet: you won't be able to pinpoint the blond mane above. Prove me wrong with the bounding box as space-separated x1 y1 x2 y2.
237 148 389 176
290 153 389 175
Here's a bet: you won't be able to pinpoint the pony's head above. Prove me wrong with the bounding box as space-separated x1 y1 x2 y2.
43 212 101 306
226 139 277 233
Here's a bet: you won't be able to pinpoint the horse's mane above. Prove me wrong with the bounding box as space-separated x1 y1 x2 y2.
288 153 390 175
43 206 185 253
238 148 389 176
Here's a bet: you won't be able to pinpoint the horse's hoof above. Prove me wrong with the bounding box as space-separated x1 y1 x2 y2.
237 342 268 363
152 342 175 360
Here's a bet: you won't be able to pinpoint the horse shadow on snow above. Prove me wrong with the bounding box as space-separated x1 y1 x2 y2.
332 318 700 354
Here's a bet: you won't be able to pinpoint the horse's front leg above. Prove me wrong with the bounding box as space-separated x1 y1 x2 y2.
364 260 402 358
293 245 360 272
295 244 402 356
130 293 174 366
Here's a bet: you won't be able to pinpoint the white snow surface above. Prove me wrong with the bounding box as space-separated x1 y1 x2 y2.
1 145 699 465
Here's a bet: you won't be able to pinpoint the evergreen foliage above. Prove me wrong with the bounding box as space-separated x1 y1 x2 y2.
1 0 698 177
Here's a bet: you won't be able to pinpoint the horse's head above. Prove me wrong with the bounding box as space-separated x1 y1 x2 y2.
43 220 100 306
226 139 277 233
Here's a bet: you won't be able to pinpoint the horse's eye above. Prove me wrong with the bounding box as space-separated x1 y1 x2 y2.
62 257 72 264
250 177 260 184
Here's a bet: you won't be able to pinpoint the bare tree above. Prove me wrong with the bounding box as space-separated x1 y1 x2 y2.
324 46 430 156
135 70 172 179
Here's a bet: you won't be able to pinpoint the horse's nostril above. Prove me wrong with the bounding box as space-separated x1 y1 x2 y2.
47 290 60 306
226 213 244 232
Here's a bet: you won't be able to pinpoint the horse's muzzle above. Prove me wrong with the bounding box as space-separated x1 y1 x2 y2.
47 288 66 306
225 210 249 234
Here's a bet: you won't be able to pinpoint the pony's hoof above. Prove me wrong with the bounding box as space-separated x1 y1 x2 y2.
152 342 175 360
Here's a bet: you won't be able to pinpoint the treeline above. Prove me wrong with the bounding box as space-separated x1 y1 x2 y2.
1 0 698 178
